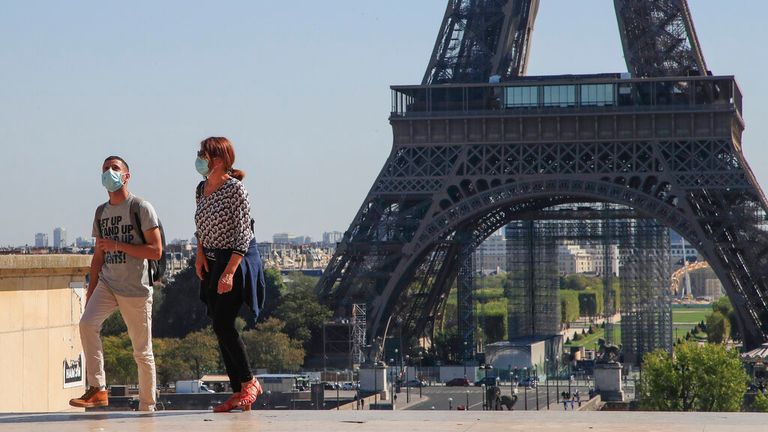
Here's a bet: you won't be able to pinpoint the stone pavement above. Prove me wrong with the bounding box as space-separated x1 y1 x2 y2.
0 410 766 432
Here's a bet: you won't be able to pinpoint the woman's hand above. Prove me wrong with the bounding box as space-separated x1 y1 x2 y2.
218 271 235 294
195 251 209 280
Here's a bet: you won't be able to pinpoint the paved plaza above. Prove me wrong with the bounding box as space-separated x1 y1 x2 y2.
1 410 766 432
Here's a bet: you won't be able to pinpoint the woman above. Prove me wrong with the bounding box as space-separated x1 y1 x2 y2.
194 136 266 412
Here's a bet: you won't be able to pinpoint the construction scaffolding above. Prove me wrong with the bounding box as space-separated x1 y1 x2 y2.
505 220 560 339
620 219 672 364
351 304 367 367
501 204 672 364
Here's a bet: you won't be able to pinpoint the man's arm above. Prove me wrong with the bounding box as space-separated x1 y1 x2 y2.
96 227 162 260
87 241 105 302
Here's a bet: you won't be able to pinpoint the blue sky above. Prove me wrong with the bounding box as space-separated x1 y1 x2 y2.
1 1 766 246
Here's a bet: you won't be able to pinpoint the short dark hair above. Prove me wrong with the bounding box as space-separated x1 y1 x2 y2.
104 156 130 172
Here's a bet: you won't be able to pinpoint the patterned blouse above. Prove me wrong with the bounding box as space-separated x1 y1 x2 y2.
195 178 254 256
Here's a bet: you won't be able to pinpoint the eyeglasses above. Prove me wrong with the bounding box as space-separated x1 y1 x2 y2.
197 150 207 158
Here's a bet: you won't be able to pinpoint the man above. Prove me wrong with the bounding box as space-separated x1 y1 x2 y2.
69 156 162 411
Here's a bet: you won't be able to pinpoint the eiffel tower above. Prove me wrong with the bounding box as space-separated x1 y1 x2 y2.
317 0 768 359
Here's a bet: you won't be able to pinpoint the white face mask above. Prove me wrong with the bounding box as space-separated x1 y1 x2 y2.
195 157 210 177
101 169 124 192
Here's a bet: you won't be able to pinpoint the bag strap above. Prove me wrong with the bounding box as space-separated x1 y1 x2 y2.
94 203 108 239
129 196 147 245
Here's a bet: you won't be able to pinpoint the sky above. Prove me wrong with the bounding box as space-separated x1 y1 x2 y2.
1 1 767 247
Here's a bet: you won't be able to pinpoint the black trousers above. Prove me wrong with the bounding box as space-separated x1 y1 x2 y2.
202 252 253 392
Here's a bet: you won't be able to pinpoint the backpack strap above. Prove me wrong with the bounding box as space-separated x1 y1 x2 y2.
94 203 108 239
129 196 146 244
129 195 157 283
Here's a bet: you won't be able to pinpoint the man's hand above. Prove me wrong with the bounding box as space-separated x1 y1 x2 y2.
96 238 121 253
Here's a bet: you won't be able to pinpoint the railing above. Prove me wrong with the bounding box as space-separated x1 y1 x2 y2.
391 75 741 118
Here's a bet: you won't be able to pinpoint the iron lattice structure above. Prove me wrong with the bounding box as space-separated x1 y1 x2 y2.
317 0 768 360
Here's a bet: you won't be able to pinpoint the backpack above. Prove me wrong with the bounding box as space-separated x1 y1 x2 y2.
95 196 167 285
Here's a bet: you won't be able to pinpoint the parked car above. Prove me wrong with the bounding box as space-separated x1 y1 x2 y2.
518 377 538 388
445 377 470 387
341 382 357 390
323 382 339 390
403 379 427 388
474 376 500 387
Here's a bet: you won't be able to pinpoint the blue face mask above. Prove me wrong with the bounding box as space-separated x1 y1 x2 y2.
101 169 124 193
195 157 210 177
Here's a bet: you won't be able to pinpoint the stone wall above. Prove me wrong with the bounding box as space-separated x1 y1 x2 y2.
0 255 91 412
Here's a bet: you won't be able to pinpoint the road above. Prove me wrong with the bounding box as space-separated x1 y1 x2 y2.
401 381 594 411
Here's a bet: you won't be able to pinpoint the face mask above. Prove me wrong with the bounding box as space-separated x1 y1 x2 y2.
101 169 124 192
195 157 210 177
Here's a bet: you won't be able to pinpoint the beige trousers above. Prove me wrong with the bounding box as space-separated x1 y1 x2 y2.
79 281 156 411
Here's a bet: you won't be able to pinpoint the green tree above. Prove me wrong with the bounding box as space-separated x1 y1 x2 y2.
273 283 332 350
242 318 304 372
639 343 748 411
561 290 580 323
102 333 136 385
706 311 730 344
260 268 286 320
101 311 127 336
153 337 192 387
152 265 210 338
751 391 768 413
179 327 221 379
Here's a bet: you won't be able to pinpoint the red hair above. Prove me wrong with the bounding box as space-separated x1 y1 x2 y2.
200 137 245 180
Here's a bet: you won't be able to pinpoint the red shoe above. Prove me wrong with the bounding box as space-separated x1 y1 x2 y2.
213 392 246 413
241 378 264 403
69 386 108 408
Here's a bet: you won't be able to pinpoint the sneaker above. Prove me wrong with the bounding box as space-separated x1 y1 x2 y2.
69 386 108 408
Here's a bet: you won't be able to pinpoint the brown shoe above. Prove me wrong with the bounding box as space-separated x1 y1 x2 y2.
69 386 108 408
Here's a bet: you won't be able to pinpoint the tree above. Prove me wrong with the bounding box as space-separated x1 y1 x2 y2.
153 337 192 387
101 311 127 336
639 343 748 412
273 283 332 351
712 296 740 340
179 327 221 379
152 264 210 338
242 318 304 372
260 268 286 320
706 311 730 344
751 391 768 413
102 333 136 385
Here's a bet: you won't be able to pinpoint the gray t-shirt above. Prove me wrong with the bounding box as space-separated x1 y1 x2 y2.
92 194 159 297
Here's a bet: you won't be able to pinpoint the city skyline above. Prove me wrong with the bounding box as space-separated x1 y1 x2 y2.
2 1 768 247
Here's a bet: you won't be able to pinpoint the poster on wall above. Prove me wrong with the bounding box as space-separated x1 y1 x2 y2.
63 353 84 388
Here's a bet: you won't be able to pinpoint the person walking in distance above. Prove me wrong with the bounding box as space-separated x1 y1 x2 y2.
194 137 266 412
70 156 162 411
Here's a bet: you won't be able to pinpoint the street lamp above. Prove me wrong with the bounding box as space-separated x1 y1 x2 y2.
390 358 395 408
336 371 340 410
545 358 550 410
481 384 486 411
535 366 539 410
448 397 453 410
523 367 528 410
405 354 411 403
463 341 468 378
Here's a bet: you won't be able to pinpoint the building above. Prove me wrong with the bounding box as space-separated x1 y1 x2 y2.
75 237 94 249
35 233 49 248
322 231 344 246
53 227 67 250
0 254 91 412
474 231 507 274
272 233 313 245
